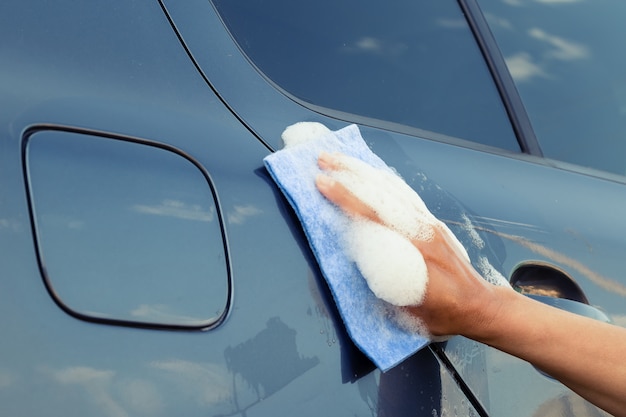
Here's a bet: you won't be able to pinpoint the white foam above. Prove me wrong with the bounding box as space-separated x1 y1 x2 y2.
476 256 509 287
327 152 469 258
328 153 438 242
460 212 485 250
390 306 432 337
345 220 428 306
281 122 332 148
281 122 481 339
316 151 475 311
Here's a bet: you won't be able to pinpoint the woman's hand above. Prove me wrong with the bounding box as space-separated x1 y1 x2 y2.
316 151 626 417
315 151 501 337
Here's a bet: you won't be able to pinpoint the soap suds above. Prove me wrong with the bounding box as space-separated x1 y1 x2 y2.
345 219 428 306
391 306 431 337
317 149 476 311
282 122 332 148
277 122 506 343
327 153 438 242
476 256 509 287
326 153 470 284
461 212 485 250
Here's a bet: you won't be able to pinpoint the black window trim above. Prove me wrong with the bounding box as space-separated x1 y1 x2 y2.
204 0 530 157
458 0 543 157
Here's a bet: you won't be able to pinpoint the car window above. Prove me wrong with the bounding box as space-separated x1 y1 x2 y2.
212 0 519 152
478 0 626 177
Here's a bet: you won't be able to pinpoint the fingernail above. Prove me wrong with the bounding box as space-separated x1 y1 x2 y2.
318 151 333 169
315 174 335 191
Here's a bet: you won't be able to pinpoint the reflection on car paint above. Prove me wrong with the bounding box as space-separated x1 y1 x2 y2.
223 317 319 413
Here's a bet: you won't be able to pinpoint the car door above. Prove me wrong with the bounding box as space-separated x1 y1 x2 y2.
161 0 626 416
0 1 480 416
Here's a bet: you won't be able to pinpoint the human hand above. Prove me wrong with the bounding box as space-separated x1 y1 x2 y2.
315 151 500 337
316 151 626 416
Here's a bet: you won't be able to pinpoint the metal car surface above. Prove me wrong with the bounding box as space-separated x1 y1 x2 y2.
1 1 624 416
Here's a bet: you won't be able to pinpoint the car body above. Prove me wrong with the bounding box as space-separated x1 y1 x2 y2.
1 1 625 416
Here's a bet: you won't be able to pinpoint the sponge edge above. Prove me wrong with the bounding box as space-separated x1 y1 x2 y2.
263 122 437 371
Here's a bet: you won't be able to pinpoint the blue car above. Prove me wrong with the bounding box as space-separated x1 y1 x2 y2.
1 0 625 416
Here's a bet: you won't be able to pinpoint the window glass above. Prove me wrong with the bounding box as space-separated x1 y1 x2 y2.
212 0 519 151
26 131 229 328
479 0 626 176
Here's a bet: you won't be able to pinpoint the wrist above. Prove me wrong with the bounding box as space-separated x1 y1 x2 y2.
460 284 513 342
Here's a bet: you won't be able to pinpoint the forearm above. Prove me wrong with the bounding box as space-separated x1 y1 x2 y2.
467 286 626 416
314 153 626 415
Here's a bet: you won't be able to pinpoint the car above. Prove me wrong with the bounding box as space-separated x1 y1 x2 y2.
1 0 625 416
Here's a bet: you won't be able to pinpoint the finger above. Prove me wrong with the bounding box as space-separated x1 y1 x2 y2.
315 174 381 223
317 151 345 172
318 151 438 241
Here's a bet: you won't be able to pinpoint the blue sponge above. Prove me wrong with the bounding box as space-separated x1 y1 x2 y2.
263 123 432 371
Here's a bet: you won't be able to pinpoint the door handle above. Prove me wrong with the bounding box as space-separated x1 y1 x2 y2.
510 263 611 381
510 263 610 323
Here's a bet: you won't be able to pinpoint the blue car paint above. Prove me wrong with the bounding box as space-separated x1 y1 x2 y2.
0 1 479 416
1 0 624 416
161 0 626 415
